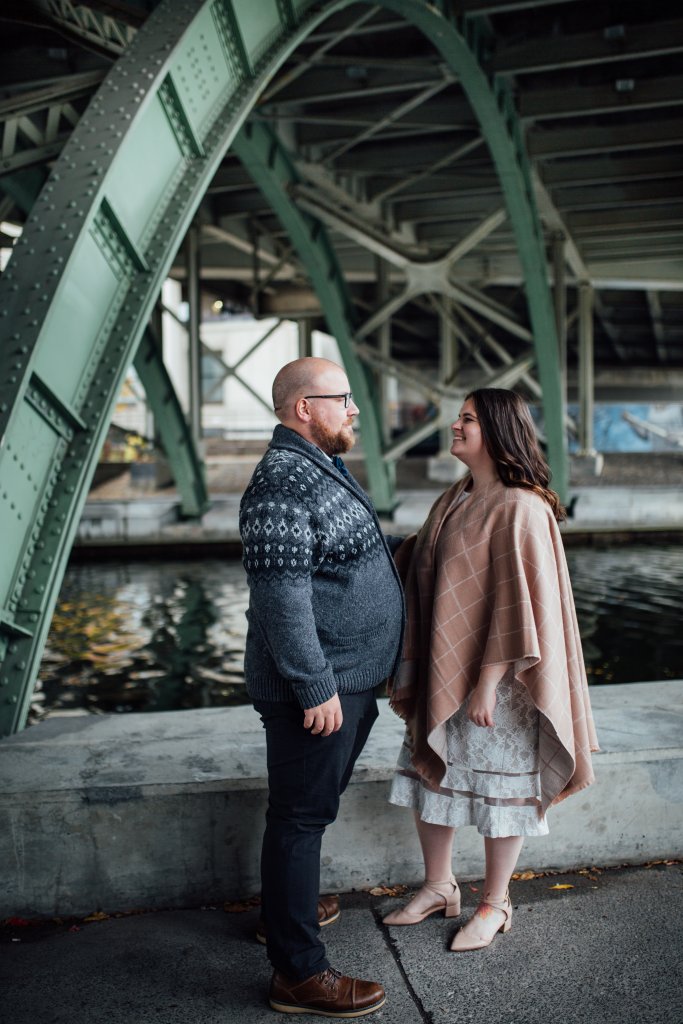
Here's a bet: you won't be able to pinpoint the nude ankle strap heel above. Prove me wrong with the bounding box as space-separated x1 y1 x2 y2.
449 890 512 951
383 876 461 926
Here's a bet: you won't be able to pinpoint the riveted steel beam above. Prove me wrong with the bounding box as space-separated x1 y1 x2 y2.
133 328 210 517
493 18 683 76
40 0 140 55
233 118 394 513
520 75 683 122
0 0 396 735
0 0 567 735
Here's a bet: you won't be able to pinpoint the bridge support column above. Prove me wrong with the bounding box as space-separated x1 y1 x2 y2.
576 281 603 478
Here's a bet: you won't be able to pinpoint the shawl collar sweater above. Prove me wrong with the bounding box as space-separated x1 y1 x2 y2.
239 425 405 708
390 476 598 812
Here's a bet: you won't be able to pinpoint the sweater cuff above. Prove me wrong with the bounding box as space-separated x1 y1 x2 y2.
292 672 338 710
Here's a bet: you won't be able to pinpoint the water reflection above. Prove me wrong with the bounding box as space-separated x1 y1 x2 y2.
34 547 683 722
35 561 248 721
565 546 683 684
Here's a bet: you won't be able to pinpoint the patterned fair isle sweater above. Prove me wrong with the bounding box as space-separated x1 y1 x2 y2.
239 425 405 709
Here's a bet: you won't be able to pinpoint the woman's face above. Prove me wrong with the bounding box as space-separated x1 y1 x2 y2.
450 397 490 469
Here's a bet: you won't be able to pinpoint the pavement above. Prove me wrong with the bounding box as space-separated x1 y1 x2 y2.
2 862 682 1024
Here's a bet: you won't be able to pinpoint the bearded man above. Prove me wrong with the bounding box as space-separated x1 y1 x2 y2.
239 357 405 1017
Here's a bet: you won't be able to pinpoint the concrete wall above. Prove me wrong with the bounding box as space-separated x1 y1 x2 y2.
1 682 681 917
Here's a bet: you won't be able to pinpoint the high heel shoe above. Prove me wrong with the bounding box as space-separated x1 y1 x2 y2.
449 890 512 951
383 876 461 926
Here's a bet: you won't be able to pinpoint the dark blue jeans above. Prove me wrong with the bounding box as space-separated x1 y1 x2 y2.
253 690 379 981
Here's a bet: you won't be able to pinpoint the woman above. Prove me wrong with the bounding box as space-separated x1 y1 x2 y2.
385 388 598 951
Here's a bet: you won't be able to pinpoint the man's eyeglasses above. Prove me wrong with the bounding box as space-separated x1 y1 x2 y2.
303 392 353 409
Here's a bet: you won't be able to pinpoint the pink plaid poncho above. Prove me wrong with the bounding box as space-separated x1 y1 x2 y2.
390 477 599 813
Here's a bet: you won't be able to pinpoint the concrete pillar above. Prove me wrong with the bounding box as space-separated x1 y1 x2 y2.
186 224 202 449
427 300 466 484
576 280 603 476
578 281 594 453
298 319 313 358
553 234 568 423
439 298 458 453
148 300 163 446
376 257 392 446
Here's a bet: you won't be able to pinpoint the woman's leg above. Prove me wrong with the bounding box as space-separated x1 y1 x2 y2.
383 814 459 923
450 835 523 949
483 834 524 901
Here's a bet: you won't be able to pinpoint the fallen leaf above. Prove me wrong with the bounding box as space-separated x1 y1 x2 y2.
548 884 574 891
4 917 30 927
369 885 408 897
68 925 81 933
469 886 479 893
223 896 261 913
511 870 537 881
83 911 109 922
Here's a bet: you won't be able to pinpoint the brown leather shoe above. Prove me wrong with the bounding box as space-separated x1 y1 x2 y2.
256 895 340 945
269 967 385 1017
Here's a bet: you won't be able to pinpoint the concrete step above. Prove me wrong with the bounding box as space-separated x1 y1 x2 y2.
1 681 681 918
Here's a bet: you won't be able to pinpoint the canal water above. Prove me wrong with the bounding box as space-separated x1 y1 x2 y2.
32 546 683 723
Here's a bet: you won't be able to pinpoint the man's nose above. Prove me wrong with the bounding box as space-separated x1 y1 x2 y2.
348 399 360 415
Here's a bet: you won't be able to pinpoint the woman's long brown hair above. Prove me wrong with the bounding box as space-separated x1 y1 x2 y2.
467 388 566 522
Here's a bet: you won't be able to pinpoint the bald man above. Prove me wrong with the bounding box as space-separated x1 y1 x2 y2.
239 357 405 1017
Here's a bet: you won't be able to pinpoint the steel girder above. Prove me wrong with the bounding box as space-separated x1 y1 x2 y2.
0 0 564 735
233 119 393 512
1 164 210 528
0 0 383 736
133 327 209 517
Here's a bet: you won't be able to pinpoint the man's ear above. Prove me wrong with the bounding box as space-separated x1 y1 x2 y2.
294 397 312 423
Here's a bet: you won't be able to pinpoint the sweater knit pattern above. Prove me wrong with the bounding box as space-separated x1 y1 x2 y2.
241 449 386 579
239 426 405 708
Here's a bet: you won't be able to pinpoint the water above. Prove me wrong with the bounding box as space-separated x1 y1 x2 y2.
32 547 683 723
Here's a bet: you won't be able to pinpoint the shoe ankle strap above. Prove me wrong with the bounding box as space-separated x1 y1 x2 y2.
424 876 458 892
479 893 511 918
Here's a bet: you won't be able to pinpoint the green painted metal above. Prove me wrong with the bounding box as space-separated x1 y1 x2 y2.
0 0 390 736
0 168 210 522
233 120 393 515
133 329 210 518
0 0 565 734
375 0 567 500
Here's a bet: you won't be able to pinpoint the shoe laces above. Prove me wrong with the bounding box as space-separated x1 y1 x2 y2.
319 968 342 989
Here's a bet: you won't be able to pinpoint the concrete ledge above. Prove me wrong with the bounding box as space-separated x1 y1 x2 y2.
1 682 682 917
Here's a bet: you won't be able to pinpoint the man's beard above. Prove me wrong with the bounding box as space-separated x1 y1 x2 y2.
309 418 355 456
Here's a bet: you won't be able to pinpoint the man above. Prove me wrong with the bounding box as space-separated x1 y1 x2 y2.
239 357 405 1017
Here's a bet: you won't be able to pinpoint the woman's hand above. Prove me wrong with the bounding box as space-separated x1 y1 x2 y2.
467 682 497 727
467 663 510 727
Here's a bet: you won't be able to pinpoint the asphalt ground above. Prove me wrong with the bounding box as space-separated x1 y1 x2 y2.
2 862 681 1024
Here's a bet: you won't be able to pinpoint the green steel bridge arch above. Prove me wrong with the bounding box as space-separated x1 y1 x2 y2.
0 0 564 735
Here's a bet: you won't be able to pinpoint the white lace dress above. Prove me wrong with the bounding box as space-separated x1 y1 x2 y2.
388 490 549 839
389 668 549 837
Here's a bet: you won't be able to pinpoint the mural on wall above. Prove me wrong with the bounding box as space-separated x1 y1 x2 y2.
567 404 683 452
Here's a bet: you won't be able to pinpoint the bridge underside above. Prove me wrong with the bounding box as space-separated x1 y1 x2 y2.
0 0 682 735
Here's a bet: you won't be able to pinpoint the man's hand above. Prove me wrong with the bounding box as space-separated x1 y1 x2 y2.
303 693 343 736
